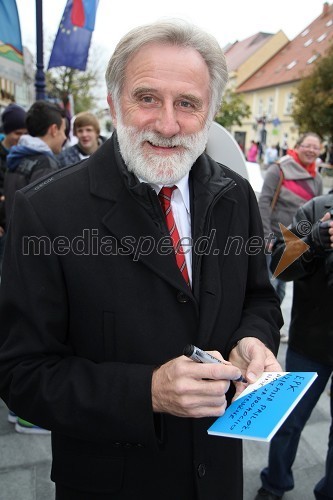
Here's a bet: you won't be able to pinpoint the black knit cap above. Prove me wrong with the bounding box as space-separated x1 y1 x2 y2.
1 103 26 134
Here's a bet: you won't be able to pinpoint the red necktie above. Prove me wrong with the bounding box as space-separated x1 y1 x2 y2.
158 186 190 287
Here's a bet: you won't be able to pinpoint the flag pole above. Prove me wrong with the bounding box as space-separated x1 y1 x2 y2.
35 0 46 100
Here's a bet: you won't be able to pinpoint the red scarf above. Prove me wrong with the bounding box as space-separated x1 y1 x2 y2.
287 149 317 177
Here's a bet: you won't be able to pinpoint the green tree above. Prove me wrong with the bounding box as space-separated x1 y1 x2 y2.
292 44 333 141
46 66 99 114
45 42 108 114
215 89 251 130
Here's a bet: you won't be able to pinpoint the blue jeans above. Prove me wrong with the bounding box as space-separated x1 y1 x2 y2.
260 348 333 499
266 254 286 303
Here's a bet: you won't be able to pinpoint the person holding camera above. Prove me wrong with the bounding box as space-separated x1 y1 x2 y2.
255 192 333 500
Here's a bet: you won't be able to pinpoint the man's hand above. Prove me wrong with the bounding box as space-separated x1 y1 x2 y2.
151 353 244 418
0 226 4 237
229 337 282 399
306 212 333 253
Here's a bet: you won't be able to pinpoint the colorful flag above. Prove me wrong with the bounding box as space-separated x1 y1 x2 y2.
48 0 99 71
0 0 24 83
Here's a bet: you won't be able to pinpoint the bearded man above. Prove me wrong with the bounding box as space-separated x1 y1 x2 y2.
0 20 282 500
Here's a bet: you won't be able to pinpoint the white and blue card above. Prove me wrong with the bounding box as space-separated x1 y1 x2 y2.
208 371 318 442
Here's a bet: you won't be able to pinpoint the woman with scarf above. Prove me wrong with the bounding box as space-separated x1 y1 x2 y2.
258 132 323 309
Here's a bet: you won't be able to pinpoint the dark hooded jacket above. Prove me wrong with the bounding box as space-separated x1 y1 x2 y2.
4 134 58 222
271 191 333 365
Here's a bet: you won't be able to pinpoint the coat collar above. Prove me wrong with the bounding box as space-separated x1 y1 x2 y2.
87 132 234 205
279 155 316 180
86 132 236 309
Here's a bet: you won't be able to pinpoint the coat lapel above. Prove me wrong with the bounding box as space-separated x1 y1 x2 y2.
87 135 193 297
86 134 239 336
102 188 193 295
190 157 237 345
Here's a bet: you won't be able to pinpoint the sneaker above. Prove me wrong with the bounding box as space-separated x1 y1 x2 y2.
254 487 282 500
7 410 18 424
15 417 50 435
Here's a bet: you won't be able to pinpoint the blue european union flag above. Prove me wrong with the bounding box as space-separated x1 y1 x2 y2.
48 0 99 71
0 0 23 53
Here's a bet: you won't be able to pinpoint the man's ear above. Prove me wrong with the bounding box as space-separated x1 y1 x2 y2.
107 94 117 127
48 123 59 137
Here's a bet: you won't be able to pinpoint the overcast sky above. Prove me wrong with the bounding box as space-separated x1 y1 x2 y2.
15 0 328 106
16 0 328 57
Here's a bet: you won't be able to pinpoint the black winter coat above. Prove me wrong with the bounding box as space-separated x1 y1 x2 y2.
4 152 58 222
0 141 8 228
0 133 282 499
271 192 333 366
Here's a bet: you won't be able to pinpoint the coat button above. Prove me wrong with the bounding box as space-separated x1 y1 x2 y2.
197 463 206 478
177 291 188 303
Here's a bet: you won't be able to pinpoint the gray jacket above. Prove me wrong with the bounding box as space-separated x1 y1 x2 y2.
258 155 323 240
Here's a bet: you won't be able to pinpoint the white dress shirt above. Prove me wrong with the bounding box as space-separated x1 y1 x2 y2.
142 175 192 286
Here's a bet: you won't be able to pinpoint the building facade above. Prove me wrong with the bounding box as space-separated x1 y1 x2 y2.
230 2 333 153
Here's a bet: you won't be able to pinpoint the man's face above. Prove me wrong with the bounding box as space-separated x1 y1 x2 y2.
75 125 99 154
3 129 27 148
108 43 212 184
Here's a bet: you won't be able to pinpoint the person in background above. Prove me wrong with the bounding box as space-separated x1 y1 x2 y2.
257 142 264 163
3 100 66 435
255 191 333 500
281 137 288 157
0 20 282 499
247 139 258 162
258 132 323 314
4 100 66 223
329 145 333 166
0 103 27 276
319 143 329 164
57 111 104 167
263 144 278 169
236 140 245 156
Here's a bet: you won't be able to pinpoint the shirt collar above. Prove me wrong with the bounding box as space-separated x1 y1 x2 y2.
139 174 190 213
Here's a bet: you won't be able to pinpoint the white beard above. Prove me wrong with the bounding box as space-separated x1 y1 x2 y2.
116 121 211 185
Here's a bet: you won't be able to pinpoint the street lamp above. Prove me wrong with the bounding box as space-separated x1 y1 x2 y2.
35 0 46 100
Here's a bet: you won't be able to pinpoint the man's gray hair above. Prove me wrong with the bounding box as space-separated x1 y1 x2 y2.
105 19 229 118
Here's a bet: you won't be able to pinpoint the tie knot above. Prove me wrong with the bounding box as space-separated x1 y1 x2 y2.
159 186 176 205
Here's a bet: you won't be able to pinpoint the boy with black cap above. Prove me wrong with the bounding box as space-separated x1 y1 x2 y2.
2 101 66 435
0 103 27 274
4 100 67 222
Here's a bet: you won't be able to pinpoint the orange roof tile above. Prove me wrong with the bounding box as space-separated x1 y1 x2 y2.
225 32 273 72
237 3 333 92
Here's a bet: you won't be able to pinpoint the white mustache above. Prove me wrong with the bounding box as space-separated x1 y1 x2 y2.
137 130 202 149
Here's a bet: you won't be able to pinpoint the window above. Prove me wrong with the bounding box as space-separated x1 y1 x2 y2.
286 60 297 70
301 29 310 37
304 39 313 47
307 54 319 64
284 93 294 115
317 33 327 42
257 98 264 117
267 97 274 118
326 20 333 27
